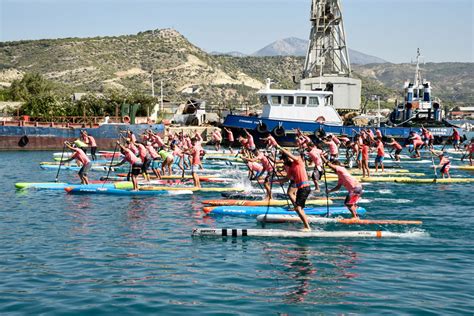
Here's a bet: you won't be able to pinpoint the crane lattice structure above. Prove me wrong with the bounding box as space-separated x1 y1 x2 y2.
303 0 351 79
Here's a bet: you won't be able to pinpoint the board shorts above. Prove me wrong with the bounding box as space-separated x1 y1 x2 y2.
142 158 152 173
295 186 311 208
440 162 451 174
345 186 363 205
78 162 92 177
375 155 384 163
131 163 143 176
394 149 402 155
357 152 362 161
453 140 459 145
311 166 323 181
191 164 200 174
152 158 161 169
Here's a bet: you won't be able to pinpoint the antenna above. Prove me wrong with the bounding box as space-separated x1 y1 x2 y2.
303 0 351 79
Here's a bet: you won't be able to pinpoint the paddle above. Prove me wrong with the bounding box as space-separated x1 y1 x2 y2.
429 150 438 180
322 162 330 217
55 143 66 182
262 147 282 228
102 141 119 187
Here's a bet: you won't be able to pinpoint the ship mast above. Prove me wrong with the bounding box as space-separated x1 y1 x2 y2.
300 0 361 111
414 48 422 86
303 0 351 78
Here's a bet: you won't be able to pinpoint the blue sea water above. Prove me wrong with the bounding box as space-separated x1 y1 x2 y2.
0 151 473 315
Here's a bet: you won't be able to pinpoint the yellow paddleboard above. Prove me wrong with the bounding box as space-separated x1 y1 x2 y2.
394 178 474 184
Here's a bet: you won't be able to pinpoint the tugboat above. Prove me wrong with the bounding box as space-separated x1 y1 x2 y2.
389 49 444 127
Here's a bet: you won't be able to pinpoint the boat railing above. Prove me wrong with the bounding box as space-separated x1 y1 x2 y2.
1 116 121 128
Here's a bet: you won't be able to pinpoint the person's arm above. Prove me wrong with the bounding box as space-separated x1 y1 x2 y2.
276 144 299 162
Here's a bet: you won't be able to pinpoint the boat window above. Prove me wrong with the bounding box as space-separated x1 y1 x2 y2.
308 97 319 107
283 96 294 106
259 95 269 105
271 96 281 105
296 96 307 106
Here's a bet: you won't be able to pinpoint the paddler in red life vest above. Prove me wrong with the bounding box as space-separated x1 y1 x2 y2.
223 127 235 153
430 149 451 178
374 138 385 173
386 137 403 162
241 149 275 200
451 129 461 151
63 141 92 185
306 142 324 192
324 157 363 219
111 141 143 191
276 144 312 231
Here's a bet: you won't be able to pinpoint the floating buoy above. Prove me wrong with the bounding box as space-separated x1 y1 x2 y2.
122 115 131 124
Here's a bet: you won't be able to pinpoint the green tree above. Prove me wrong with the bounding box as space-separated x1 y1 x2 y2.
9 73 52 101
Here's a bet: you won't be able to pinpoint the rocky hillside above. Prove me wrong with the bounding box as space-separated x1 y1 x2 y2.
0 29 471 108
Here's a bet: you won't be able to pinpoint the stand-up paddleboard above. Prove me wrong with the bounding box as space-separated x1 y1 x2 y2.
359 177 413 183
15 182 117 190
99 176 233 184
116 173 219 180
40 164 121 172
202 206 366 216
256 214 422 225
64 187 193 195
201 199 333 206
191 228 428 238
140 186 246 192
220 192 346 201
394 178 474 184
453 165 474 171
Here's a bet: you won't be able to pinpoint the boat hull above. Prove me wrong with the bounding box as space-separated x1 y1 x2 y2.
0 124 164 150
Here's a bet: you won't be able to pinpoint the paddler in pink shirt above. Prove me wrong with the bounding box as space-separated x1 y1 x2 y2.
80 130 98 161
324 157 363 219
241 149 274 200
111 141 144 191
184 138 202 188
63 141 92 185
306 142 324 192
211 129 222 151
135 141 151 182
386 137 403 162
261 133 278 151
466 138 474 166
244 129 256 151
430 149 451 178
145 141 162 179
323 135 339 160
408 131 423 158
223 127 235 153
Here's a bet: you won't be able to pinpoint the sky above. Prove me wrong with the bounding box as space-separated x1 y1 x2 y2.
0 0 472 63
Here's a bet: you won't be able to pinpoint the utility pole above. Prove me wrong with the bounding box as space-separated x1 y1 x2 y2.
377 96 381 127
151 69 155 98
160 79 164 113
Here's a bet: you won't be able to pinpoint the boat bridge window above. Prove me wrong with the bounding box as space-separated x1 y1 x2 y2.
283 96 294 106
259 95 269 105
296 96 307 106
308 97 319 107
271 96 281 105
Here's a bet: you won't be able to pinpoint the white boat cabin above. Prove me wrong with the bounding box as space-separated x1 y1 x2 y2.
257 79 343 126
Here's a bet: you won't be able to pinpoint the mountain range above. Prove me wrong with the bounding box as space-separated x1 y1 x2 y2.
212 37 388 65
0 29 471 107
